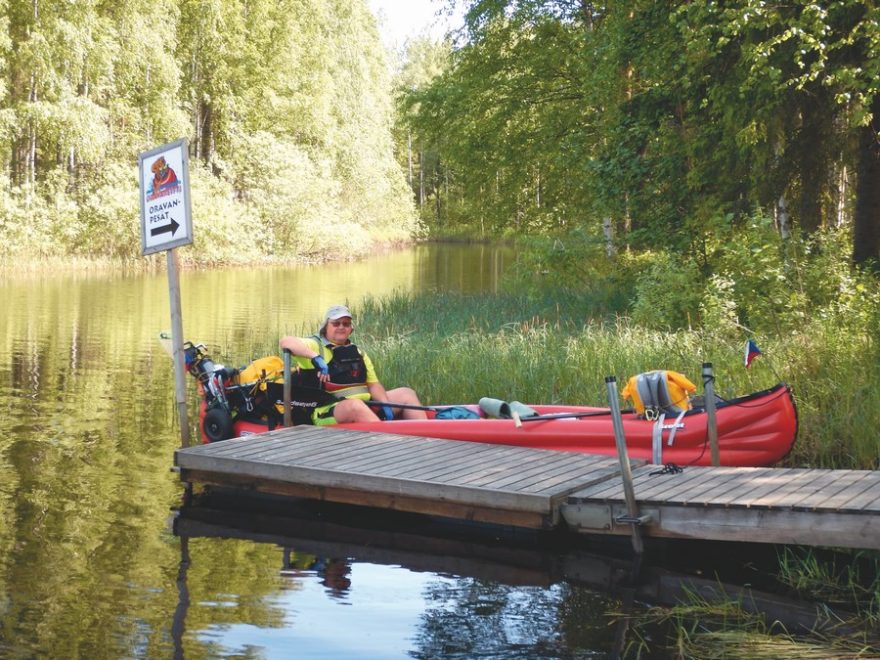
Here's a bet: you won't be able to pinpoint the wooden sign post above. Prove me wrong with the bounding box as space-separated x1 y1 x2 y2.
138 138 194 446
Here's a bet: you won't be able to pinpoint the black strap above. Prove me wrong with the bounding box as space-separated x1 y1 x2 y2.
649 463 684 476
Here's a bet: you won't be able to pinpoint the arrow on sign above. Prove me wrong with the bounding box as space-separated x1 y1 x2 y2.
150 217 180 238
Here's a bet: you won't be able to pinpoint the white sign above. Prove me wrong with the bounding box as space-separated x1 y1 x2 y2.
138 138 193 255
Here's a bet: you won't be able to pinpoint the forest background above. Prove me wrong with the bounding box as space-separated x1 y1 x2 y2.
0 0 878 468
0 0 877 269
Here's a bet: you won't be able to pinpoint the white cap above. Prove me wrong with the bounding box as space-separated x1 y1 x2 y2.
323 305 352 324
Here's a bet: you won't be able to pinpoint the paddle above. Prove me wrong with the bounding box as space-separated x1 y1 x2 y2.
285 389 456 414
366 400 460 412
517 410 624 422
370 400 635 422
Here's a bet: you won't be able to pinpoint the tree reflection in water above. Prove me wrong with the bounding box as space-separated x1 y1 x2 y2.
413 579 617 658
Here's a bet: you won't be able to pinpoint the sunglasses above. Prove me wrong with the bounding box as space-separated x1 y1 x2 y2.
329 319 352 328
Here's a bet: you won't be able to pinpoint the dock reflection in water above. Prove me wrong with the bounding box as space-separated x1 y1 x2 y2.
171 490 850 658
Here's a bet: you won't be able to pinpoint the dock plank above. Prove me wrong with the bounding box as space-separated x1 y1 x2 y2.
177 427 609 518
790 470 868 510
459 456 588 491
652 469 750 505
464 451 587 489
329 435 485 475
567 463 666 500
330 435 510 480
616 466 692 499
247 432 401 467
819 473 879 511
774 470 852 509
841 477 880 511
625 467 736 502
714 469 813 508
392 444 540 482
504 459 622 493
743 470 821 508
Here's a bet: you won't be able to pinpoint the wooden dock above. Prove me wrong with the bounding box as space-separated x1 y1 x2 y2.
174 425 880 550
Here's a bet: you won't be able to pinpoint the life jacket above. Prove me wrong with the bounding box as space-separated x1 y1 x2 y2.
621 370 697 418
291 338 369 398
322 342 369 397
273 339 370 424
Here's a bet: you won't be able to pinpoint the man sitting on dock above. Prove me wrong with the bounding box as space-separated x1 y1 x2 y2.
280 305 427 424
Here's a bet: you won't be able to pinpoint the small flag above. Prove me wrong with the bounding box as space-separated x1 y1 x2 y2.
744 339 762 368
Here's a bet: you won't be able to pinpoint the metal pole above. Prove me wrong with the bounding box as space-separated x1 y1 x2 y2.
167 249 190 447
282 349 292 427
703 362 720 466
606 376 644 554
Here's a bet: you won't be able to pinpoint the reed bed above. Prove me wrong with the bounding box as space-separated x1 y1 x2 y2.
778 548 880 626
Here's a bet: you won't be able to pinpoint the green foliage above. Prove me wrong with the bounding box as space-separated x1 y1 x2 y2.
629 254 703 331
315 249 879 469
501 229 631 314
402 9 599 234
0 0 417 267
401 1 880 263
778 548 880 622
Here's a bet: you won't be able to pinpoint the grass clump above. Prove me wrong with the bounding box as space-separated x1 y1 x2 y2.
618 588 880 658
778 548 880 627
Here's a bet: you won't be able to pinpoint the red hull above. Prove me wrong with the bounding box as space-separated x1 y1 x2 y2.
204 383 797 467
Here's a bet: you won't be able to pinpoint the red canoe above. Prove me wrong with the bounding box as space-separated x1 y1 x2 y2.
203 383 797 467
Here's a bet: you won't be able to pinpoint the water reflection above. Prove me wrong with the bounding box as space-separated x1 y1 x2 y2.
170 491 844 658
172 495 623 657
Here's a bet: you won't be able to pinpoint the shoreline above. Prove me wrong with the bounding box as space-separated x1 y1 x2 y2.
0 236 506 277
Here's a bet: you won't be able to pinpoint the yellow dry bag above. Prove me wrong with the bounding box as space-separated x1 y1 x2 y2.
236 355 285 391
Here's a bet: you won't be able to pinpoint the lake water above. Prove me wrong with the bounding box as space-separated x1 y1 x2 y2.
0 243 825 657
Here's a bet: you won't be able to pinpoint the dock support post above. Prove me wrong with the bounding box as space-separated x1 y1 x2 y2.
282 350 292 427
606 376 645 554
703 362 720 466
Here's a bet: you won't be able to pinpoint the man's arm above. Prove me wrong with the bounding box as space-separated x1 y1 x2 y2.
280 336 319 359
280 336 329 380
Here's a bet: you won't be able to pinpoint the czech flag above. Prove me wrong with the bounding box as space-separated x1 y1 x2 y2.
744 339 762 368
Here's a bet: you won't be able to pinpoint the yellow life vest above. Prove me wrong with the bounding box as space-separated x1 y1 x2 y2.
621 370 697 417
